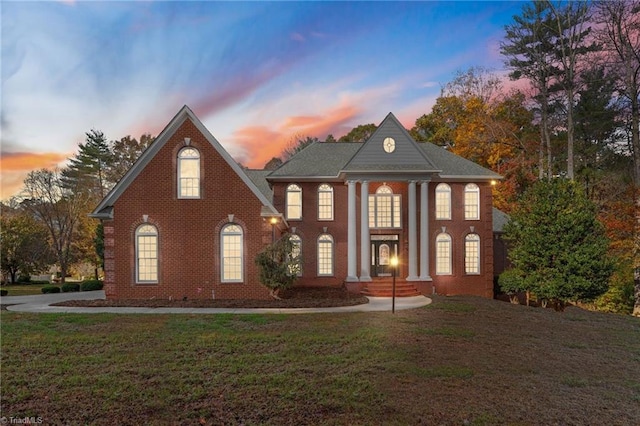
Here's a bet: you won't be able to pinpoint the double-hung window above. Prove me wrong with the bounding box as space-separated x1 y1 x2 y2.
221 224 243 282
317 184 333 221
464 183 480 220
136 224 158 283
286 184 302 220
178 148 200 198
435 183 451 220
435 233 452 275
368 185 401 228
317 234 334 276
465 233 480 274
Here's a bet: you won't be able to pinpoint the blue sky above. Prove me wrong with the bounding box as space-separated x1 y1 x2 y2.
1 0 524 199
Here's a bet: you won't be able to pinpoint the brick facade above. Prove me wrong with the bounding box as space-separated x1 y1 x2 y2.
92 106 500 300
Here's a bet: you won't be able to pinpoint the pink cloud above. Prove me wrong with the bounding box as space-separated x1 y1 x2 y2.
0 151 71 200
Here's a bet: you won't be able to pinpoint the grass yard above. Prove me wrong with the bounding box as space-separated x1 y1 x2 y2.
0 283 51 296
1 295 639 425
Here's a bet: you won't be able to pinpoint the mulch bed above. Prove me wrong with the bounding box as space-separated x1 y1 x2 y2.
50 286 369 309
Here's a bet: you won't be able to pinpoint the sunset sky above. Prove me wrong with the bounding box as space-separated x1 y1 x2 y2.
1 0 524 200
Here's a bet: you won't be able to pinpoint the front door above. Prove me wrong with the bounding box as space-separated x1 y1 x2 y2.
371 237 399 277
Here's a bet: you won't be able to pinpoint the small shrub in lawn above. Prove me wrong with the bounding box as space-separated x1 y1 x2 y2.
17 274 31 283
41 286 61 294
61 283 80 293
81 280 104 291
0 289 8 296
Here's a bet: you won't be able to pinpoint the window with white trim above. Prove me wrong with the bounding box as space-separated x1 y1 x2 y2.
435 183 451 220
136 224 158 283
435 233 452 275
178 147 200 198
465 233 480 274
317 234 334 276
464 183 480 220
286 184 302 220
289 234 302 277
368 185 401 228
317 184 333 221
221 224 243 282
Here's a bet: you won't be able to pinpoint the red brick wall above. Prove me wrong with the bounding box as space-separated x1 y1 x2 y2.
272 180 494 298
108 117 271 300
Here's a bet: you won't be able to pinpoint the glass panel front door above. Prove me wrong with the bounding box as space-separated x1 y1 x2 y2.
371 238 398 277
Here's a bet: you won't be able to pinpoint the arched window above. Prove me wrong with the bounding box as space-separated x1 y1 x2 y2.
435 233 452 275
178 147 200 198
368 184 401 228
465 233 480 274
317 184 333 221
317 234 334 276
286 184 302 220
289 234 302 277
136 224 158 283
435 183 451 220
464 183 480 220
221 224 243 282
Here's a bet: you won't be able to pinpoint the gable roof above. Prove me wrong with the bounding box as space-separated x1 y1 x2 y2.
268 112 501 181
343 113 440 173
90 105 279 219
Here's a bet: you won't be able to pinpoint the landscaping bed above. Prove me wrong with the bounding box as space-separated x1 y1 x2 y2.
51 286 369 309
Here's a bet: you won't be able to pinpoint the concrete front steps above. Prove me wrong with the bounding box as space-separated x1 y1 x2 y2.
361 278 421 297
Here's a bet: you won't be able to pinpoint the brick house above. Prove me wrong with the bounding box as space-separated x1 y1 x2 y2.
91 105 503 300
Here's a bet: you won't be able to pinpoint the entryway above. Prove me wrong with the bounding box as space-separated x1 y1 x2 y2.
371 235 398 277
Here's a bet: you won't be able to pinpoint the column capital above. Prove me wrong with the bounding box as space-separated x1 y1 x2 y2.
419 179 431 185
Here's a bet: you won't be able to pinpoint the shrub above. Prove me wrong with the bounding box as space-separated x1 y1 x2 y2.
41 286 61 294
81 280 104 291
17 274 31 283
0 289 8 296
61 283 80 293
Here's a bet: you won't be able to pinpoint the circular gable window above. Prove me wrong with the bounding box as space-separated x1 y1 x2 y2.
383 137 395 153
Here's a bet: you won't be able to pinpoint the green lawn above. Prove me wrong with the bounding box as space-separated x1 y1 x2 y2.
0 283 51 296
1 296 639 425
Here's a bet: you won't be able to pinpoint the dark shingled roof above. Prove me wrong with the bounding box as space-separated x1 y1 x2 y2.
268 143 360 178
268 141 501 180
492 208 510 233
244 169 273 201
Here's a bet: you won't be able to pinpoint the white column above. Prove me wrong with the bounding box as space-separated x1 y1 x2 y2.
346 180 358 281
407 180 419 280
420 180 432 280
359 180 371 281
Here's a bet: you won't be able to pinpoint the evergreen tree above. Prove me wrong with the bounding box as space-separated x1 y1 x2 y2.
62 129 114 198
499 179 614 309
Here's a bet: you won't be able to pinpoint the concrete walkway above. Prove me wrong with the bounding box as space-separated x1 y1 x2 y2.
1 291 431 314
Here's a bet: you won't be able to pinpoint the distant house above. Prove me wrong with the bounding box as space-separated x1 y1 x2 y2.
91 106 503 300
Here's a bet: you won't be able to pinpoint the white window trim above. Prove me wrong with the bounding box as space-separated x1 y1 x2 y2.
178 147 201 199
435 183 451 220
286 184 302 220
465 233 481 275
368 185 402 229
464 183 480 220
435 233 452 276
317 184 334 221
135 224 158 284
317 234 334 276
221 224 244 283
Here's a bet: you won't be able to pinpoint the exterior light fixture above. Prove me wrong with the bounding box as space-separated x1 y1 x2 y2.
270 217 278 242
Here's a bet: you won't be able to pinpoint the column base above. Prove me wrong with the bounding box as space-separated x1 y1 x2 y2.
359 275 372 282
405 275 420 282
419 276 433 281
345 276 359 282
